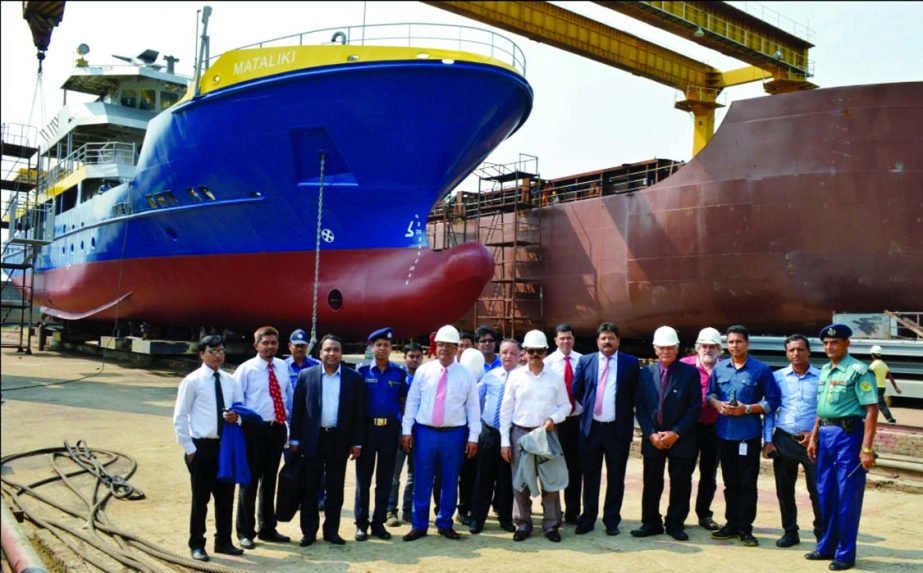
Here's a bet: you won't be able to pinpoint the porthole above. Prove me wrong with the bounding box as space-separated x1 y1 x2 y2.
327 289 343 311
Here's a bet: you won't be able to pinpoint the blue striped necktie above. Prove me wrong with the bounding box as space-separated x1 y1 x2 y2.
493 371 508 429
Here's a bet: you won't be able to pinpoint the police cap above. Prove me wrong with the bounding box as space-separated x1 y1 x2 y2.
368 327 394 343
819 323 852 340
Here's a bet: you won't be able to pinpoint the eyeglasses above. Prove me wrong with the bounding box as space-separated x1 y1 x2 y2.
206 348 226 355
525 348 545 355
478 339 495 344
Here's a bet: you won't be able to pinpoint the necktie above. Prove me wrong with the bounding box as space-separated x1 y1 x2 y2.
432 367 448 426
564 355 575 413
657 365 669 426
214 371 226 437
594 356 611 417
493 371 508 429
267 363 286 423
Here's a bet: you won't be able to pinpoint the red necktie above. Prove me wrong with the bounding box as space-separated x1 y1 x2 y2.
564 355 575 413
657 365 669 426
267 363 286 423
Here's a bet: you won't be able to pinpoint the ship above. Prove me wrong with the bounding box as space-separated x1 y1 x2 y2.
432 80 923 340
2 18 533 340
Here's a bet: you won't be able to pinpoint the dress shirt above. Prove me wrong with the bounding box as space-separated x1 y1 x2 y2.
479 366 512 429
706 356 780 441
235 356 293 422
484 355 502 373
357 361 407 418
321 366 342 427
680 355 718 424
764 364 820 443
499 367 571 447
173 363 243 455
544 349 584 416
402 360 481 442
593 352 618 422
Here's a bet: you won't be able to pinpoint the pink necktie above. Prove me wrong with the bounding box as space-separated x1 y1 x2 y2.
594 356 611 417
432 367 448 426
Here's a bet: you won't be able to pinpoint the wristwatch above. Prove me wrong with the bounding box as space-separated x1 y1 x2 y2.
861 447 874 454
744 404 752 415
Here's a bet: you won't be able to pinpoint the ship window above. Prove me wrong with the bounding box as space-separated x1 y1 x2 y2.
91 237 96 248
120 89 138 108
160 91 180 110
140 89 156 111
145 194 158 208
163 191 178 205
327 289 343 311
188 187 202 202
80 240 84 250
155 194 168 207
199 186 216 201
70 244 74 253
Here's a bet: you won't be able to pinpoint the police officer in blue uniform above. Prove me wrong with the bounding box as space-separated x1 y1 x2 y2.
805 324 879 571
354 327 408 541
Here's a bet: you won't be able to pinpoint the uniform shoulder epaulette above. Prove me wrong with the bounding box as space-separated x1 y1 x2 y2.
849 362 868 375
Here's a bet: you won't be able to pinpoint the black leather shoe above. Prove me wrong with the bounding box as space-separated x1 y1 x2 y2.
804 551 834 561
213 543 244 556
403 528 428 541
711 526 737 540
666 529 689 541
459 513 472 526
776 532 801 548
574 523 594 535
545 529 562 543
299 536 315 547
739 532 759 547
258 530 290 543
324 534 346 545
829 561 854 571
469 521 484 534
438 527 461 540
499 521 516 533
190 547 209 562
564 513 580 525
237 537 256 549
606 527 620 536
371 524 392 540
630 524 664 538
355 528 369 541
513 529 529 542
698 517 720 531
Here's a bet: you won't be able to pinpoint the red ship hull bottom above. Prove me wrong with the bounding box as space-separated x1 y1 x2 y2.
25 243 494 340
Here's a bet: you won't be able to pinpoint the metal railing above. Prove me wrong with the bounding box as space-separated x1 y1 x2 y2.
40 142 137 193
214 22 527 76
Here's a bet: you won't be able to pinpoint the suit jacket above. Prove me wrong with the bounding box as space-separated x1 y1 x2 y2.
635 361 701 458
290 364 367 459
571 351 640 439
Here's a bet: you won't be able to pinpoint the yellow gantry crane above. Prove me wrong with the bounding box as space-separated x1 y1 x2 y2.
426 1 816 155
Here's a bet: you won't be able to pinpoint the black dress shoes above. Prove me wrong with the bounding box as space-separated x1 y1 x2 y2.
776 532 801 547
299 536 316 547
324 534 346 545
371 524 392 540
258 530 290 543
698 517 720 531
804 551 834 561
630 524 664 538
499 521 516 533
438 527 461 540
469 521 484 534
545 529 562 543
666 529 689 541
190 547 209 562
564 513 580 525
574 524 594 535
237 537 256 549
213 542 244 556
606 527 620 536
355 528 369 541
829 561 854 571
513 529 529 542
403 528 428 542
711 526 737 540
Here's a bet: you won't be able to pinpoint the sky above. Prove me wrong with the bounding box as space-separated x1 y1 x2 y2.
2 1 922 190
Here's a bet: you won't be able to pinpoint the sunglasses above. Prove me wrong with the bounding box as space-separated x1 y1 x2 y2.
525 348 546 355
205 348 226 355
478 339 496 344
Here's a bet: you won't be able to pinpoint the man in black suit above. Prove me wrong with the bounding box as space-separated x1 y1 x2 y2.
631 326 702 541
289 334 367 546
571 321 640 535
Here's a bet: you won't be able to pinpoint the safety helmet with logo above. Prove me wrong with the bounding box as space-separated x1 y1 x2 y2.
522 329 549 349
695 327 722 348
653 326 680 347
434 324 461 345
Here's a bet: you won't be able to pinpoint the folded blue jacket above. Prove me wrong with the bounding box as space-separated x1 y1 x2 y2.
217 402 263 486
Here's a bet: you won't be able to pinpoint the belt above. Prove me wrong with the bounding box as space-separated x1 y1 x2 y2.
368 417 393 427
774 428 807 442
818 416 861 431
513 423 537 432
321 426 337 433
420 424 465 433
481 421 500 433
264 420 285 427
592 419 616 425
192 437 220 443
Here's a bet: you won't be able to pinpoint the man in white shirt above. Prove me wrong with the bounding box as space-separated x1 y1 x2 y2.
172 335 243 562
500 330 572 543
401 325 481 541
469 339 521 534
234 326 292 548
543 323 584 523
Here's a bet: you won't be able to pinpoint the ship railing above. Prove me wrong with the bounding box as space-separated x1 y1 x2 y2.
1 123 38 150
220 22 527 76
39 141 137 192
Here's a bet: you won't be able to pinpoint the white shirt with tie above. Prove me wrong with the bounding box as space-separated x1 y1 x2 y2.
173 363 243 455
592 352 618 423
499 366 571 447
402 359 481 443
544 349 584 416
234 355 292 422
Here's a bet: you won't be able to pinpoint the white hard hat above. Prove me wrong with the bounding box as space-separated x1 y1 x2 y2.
460 348 485 379
696 327 722 348
653 326 680 347
434 324 460 344
870 344 883 355
522 329 549 349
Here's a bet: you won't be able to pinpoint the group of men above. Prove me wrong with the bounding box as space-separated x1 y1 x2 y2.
173 320 887 571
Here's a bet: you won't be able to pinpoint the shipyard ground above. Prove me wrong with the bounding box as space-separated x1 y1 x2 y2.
2 344 922 573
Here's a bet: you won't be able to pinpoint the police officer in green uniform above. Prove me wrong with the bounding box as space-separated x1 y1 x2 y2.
805 324 878 571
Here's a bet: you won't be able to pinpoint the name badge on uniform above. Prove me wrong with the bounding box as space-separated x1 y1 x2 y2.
365 378 378 384
739 442 748 456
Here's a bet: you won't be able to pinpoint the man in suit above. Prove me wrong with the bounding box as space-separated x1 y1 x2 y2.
631 326 702 541
571 321 640 535
289 334 367 546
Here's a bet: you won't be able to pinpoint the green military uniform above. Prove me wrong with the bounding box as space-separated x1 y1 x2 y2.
816 354 878 418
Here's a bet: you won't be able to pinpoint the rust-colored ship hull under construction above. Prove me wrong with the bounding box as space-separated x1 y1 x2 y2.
452 81 923 339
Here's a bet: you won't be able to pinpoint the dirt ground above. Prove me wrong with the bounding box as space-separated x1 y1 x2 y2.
2 346 922 572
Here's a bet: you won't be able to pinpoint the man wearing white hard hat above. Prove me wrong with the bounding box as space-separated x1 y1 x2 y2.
400 325 481 541
868 345 901 424
499 330 571 542
632 327 701 541
679 326 723 530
